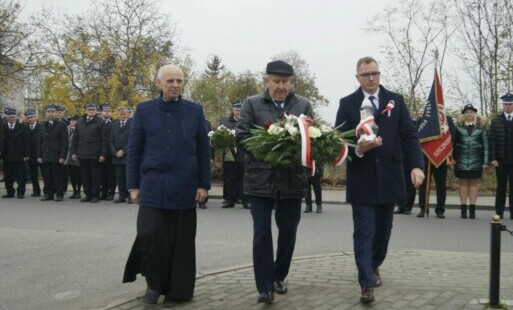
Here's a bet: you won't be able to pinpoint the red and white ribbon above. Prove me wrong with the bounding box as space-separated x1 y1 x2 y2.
286 113 315 175
381 100 395 117
356 115 375 137
332 143 348 166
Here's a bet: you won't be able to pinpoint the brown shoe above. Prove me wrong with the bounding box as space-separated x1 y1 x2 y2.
360 287 375 303
374 269 382 287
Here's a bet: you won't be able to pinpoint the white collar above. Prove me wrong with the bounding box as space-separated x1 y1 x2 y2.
363 89 380 101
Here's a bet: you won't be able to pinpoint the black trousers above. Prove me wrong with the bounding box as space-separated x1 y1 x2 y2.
80 159 101 199
418 160 447 213
29 163 41 194
42 162 66 196
305 175 322 207
249 195 301 293
115 164 128 199
66 165 81 192
123 206 197 300
495 165 513 216
223 161 246 203
3 162 26 197
397 170 416 211
100 156 116 197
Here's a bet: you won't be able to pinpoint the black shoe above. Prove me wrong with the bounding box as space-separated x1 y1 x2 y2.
222 201 235 208
2 194 14 198
394 208 405 214
31 193 41 197
404 209 412 215
304 205 312 213
316 205 322 213
69 191 81 199
81 196 91 202
242 202 250 209
54 196 63 202
41 195 54 201
90 197 99 203
435 212 445 219
198 202 207 209
417 209 429 218
142 288 160 305
113 198 126 203
105 195 114 201
274 280 287 294
17 195 24 199
257 291 274 304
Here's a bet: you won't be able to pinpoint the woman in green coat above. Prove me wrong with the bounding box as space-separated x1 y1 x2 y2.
453 104 489 219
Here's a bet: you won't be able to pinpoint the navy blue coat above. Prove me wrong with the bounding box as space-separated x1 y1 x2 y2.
335 85 423 204
126 96 211 210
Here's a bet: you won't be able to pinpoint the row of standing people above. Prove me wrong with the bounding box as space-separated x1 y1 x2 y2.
0 103 134 204
395 95 513 220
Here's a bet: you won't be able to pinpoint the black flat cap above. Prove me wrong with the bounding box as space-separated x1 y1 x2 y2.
24 109 36 117
266 60 293 76
5 108 16 116
500 93 513 103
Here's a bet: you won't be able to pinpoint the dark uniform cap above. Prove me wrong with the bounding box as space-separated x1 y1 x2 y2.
101 103 112 110
232 102 242 109
85 103 96 110
24 109 36 117
45 104 57 111
70 114 80 120
500 93 513 104
55 105 65 112
461 104 477 114
127 106 133 112
5 108 16 116
266 60 294 76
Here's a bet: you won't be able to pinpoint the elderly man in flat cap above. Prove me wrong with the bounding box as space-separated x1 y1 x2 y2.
236 60 313 304
489 93 513 219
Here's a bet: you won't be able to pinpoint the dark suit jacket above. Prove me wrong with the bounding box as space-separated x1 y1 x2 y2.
0 118 4 156
71 116 107 160
335 85 424 204
2 122 30 162
39 120 69 162
109 119 131 165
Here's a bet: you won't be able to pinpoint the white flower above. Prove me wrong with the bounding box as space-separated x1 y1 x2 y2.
308 126 322 139
284 123 299 136
230 129 236 136
218 125 227 131
319 124 333 133
267 124 284 135
208 131 215 138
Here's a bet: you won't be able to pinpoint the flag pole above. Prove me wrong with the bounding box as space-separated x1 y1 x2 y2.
424 162 431 218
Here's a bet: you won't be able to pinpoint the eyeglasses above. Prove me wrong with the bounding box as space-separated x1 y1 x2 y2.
358 72 381 79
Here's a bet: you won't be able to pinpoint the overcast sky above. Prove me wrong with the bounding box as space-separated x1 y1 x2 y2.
21 0 403 124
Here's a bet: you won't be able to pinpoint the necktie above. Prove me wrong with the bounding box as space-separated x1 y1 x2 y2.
30 125 34 130
275 101 284 112
508 115 512 122
87 117 92 122
120 121 124 128
369 96 378 114
10 124 14 130
49 121 53 126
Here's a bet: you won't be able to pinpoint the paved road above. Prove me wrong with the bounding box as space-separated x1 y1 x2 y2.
0 195 511 310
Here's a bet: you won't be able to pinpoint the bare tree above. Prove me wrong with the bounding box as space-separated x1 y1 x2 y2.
367 0 453 117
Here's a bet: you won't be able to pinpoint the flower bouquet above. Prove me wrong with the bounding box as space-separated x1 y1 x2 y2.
243 114 355 169
208 125 235 149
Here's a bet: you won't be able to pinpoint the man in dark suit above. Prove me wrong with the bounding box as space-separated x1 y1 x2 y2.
38 104 69 202
123 64 211 305
335 56 424 303
109 106 131 203
100 103 116 200
71 103 107 203
489 93 513 218
25 109 42 197
2 108 30 198
236 60 313 304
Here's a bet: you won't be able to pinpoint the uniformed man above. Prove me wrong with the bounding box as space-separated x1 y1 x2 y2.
220 102 248 209
109 106 131 203
55 105 69 125
127 105 133 119
2 108 30 198
100 102 116 200
489 93 513 219
25 109 42 197
65 114 81 199
38 104 69 202
71 103 107 203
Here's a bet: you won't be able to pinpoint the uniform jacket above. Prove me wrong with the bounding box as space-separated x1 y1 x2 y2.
103 118 114 156
453 115 489 173
235 90 313 199
489 114 513 164
65 126 80 166
335 85 424 204
109 119 131 165
38 120 68 162
220 115 244 162
27 122 42 165
2 121 30 163
0 118 4 156
71 116 107 160
126 96 211 210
